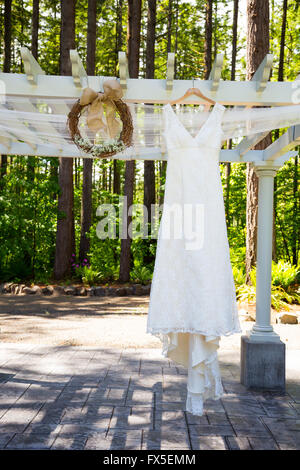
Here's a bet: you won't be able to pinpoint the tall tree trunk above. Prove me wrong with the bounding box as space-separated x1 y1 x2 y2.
54 0 76 279
31 0 39 59
27 0 40 183
161 0 173 192
1 0 12 186
79 0 98 262
204 0 213 79
231 0 239 82
173 0 179 76
4 0 12 73
86 0 97 75
143 0 157 262
115 0 123 73
245 0 271 283
292 154 298 265
278 0 288 83
225 0 239 224
114 0 123 195
167 0 173 53
119 0 141 282
144 0 156 227
272 0 288 262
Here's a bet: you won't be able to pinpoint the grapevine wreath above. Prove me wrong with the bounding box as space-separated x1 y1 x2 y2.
68 79 133 158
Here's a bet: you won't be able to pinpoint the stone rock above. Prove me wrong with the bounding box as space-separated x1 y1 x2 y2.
125 286 134 295
107 287 116 296
76 286 87 296
115 287 127 296
53 286 65 296
10 284 18 294
3 282 13 293
42 286 54 296
17 284 26 294
23 285 42 295
64 286 76 295
86 287 95 297
142 285 151 295
133 284 143 295
94 287 107 296
32 285 42 295
276 312 298 325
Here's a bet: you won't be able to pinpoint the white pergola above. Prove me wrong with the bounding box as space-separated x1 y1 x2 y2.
1 48 300 390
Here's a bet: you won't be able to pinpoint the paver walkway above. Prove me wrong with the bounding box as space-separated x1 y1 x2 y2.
0 342 300 450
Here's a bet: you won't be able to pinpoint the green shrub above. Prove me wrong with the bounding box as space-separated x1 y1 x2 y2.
271 260 299 290
232 266 245 286
236 261 300 311
77 266 102 286
130 265 152 285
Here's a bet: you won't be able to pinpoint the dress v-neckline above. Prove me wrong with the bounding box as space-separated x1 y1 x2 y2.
164 102 225 144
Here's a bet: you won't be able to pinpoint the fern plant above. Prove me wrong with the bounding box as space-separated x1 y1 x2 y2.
271 261 299 290
236 262 300 311
130 265 152 285
232 266 245 286
76 266 102 286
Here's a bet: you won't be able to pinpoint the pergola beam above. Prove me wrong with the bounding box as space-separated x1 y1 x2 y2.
20 47 45 85
209 53 224 93
166 53 175 92
118 51 129 92
0 141 76 158
11 99 69 151
0 105 39 150
1 139 295 165
263 125 300 161
252 54 273 93
70 50 88 88
0 73 298 106
235 131 270 156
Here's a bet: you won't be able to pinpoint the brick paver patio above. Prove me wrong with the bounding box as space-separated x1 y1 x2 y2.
0 343 299 450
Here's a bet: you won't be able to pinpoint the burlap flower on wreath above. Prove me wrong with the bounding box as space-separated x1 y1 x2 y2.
68 79 133 158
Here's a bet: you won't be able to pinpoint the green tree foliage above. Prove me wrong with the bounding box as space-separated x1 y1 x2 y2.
0 0 299 292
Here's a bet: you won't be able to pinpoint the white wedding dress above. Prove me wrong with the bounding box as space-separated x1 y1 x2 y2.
147 103 242 415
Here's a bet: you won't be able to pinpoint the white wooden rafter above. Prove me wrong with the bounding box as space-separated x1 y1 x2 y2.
118 51 129 92
18 49 73 153
263 125 300 161
166 53 175 92
0 72 297 106
11 100 67 152
20 47 45 85
0 49 299 166
252 53 273 93
70 49 88 88
235 132 270 156
0 104 40 150
232 54 275 154
209 53 224 93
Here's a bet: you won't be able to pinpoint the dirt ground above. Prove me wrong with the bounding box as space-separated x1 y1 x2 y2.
0 295 299 350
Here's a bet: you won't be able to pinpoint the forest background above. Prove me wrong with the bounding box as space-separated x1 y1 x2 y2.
0 0 299 310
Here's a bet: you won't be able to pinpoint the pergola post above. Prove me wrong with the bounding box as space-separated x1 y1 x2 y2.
241 164 285 391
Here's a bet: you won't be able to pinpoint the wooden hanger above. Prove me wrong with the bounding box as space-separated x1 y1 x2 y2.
169 79 215 109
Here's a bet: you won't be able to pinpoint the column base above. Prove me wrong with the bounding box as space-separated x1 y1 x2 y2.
240 335 285 391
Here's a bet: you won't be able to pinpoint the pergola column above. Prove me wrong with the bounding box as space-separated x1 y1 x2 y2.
241 165 285 391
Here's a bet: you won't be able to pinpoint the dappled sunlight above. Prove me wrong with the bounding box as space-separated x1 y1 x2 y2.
0 344 299 450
